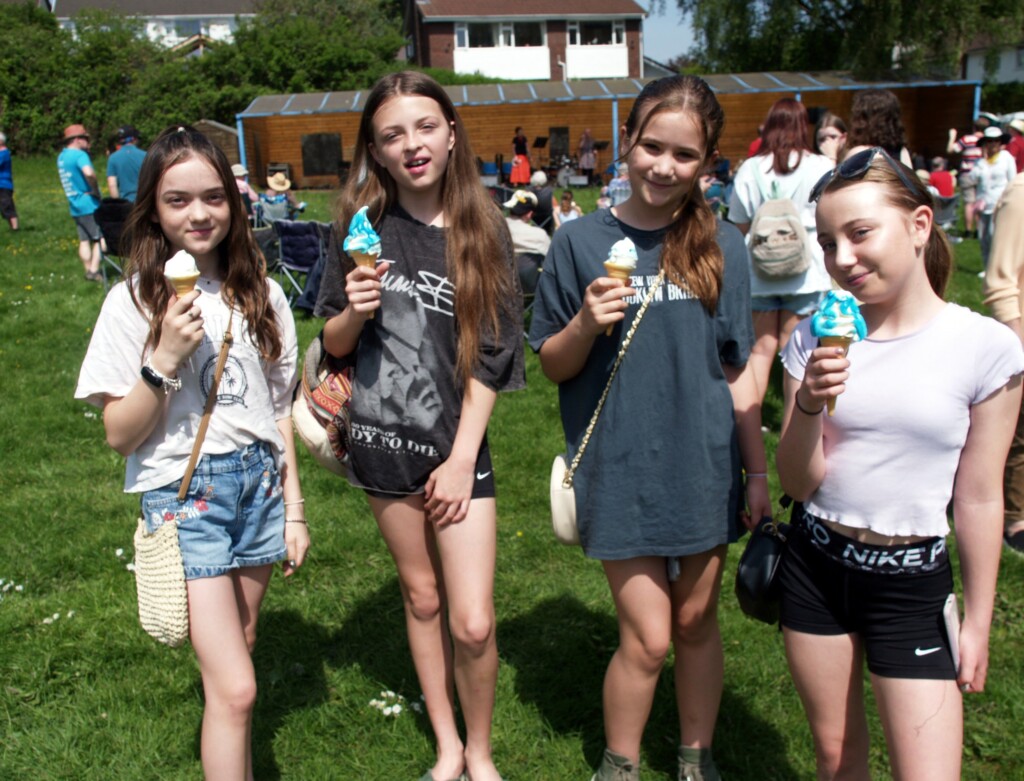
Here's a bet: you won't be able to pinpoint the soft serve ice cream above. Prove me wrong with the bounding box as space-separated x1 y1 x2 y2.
164 250 200 296
810 290 867 415
344 206 383 320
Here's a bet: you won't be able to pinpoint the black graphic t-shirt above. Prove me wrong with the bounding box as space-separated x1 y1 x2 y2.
316 204 525 494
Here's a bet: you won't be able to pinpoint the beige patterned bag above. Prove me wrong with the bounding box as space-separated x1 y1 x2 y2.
133 518 189 647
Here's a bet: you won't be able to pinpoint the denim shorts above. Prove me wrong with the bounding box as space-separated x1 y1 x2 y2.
751 291 823 315
140 442 286 580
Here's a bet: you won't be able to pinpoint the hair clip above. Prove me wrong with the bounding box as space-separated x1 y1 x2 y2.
176 126 186 133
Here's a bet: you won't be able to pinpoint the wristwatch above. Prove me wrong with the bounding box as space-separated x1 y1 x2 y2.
141 360 182 393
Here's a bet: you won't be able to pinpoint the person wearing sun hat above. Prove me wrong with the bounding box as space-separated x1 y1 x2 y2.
231 163 260 204
261 170 304 218
1006 118 1024 173
503 188 550 256
970 125 1017 271
106 125 145 201
57 123 103 281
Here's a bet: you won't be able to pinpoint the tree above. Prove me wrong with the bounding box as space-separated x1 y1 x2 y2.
671 0 1024 78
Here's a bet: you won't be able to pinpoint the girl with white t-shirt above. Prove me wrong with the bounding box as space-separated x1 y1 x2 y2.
76 125 309 779
728 98 833 404
777 147 1023 780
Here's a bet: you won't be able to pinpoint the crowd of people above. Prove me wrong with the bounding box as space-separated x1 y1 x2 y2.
27 71 1021 780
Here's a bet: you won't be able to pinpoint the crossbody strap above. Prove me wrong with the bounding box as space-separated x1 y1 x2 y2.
176 299 235 502
563 270 664 488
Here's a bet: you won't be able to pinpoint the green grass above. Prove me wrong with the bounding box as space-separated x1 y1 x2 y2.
1 156 1023 780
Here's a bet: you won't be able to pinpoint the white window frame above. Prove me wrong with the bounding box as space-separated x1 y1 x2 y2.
568 20 624 47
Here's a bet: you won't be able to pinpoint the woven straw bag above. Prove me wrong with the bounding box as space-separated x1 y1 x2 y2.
133 518 189 647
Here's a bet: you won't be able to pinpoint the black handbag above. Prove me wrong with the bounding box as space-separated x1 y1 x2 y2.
734 496 797 624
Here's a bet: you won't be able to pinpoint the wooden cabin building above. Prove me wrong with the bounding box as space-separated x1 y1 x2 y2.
235 72 980 190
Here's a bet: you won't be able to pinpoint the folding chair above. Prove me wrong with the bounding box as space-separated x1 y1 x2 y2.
933 194 961 242
516 252 544 336
271 219 326 305
94 197 132 292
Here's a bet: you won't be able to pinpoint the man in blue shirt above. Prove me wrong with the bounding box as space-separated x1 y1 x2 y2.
0 131 17 231
106 125 145 202
57 124 103 281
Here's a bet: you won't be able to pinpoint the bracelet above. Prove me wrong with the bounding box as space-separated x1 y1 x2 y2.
284 499 305 506
285 518 307 525
794 392 824 416
745 472 768 479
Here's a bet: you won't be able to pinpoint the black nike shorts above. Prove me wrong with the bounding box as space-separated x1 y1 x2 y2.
779 513 957 680
363 437 495 501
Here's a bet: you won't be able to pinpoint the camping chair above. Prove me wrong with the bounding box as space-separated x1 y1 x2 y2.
95 197 132 292
271 219 326 306
516 252 545 336
933 194 961 242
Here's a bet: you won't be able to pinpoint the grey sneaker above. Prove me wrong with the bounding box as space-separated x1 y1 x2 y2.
591 748 639 781
678 746 721 781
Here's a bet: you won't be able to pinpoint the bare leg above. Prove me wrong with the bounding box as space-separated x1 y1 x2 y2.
671 546 727 749
783 628 871 780
187 564 272 781
750 309 781 404
601 557 673 762
872 675 962 781
369 495 464 781
435 498 501 781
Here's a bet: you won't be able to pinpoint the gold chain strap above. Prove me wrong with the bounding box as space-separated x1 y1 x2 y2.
563 270 664 488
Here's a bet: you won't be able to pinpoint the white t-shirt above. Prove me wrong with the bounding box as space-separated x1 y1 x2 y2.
782 303 1024 537
971 150 1018 214
75 276 298 493
728 151 834 297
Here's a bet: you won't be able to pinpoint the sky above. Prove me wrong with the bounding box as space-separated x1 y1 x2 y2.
642 3 697 65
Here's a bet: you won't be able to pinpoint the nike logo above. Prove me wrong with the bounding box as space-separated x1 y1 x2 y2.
915 647 941 656
476 471 492 480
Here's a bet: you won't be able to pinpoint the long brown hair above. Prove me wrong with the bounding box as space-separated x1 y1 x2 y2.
121 125 282 360
620 75 725 313
818 154 952 296
760 98 813 175
338 71 514 385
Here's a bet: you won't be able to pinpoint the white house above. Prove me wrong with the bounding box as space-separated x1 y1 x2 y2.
403 0 648 81
962 38 1024 84
37 0 256 49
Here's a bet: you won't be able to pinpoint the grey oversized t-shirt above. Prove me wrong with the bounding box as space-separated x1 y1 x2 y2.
529 208 753 559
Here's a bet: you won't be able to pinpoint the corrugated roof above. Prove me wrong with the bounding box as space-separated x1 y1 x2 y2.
414 0 645 20
239 72 980 118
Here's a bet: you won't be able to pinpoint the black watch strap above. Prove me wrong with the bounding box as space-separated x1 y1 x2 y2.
141 364 164 390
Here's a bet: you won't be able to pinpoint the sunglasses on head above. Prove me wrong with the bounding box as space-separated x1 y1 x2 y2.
809 146 920 203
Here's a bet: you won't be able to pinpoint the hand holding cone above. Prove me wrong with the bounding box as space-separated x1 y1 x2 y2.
603 262 632 336
818 335 853 415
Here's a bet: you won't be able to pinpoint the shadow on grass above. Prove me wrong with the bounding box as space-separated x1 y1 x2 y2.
500 594 800 780
249 608 336 780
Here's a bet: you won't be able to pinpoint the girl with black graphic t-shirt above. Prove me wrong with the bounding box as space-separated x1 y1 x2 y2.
315 72 523 781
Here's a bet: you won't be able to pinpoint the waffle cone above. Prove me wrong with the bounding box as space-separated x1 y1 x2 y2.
167 274 200 297
603 263 634 334
819 335 854 415
352 251 380 318
352 251 378 269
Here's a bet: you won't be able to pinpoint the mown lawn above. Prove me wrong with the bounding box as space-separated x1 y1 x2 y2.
0 154 1022 780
